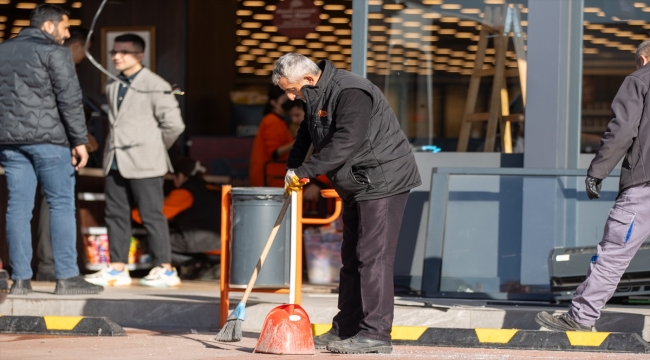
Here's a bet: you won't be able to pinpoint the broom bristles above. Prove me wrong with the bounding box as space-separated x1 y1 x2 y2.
213 318 242 342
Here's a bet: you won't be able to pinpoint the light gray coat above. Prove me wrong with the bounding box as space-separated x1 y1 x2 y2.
103 67 185 179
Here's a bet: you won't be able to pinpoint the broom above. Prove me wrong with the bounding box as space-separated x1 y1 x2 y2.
214 196 290 342
215 145 313 342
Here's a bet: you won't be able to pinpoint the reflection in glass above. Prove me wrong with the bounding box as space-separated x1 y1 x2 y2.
581 0 650 153
368 1 528 152
438 174 618 295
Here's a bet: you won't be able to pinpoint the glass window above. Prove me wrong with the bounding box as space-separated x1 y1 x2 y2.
233 0 353 136
581 0 650 153
368 0 528 152
433 171 619 297
235 1 353 78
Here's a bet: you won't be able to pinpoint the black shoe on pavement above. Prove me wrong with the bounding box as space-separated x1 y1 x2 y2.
535 311 595 332
36 271 57 282
313 330 342 349
326 334 392 354
10 279 33 295
54 275 104 295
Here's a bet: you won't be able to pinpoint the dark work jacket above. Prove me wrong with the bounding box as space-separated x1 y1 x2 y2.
288 60 421 203
0 28 87 147
174 177 221 234
588 63 650 192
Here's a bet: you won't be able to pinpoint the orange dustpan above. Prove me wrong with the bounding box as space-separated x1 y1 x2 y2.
254 304 315 355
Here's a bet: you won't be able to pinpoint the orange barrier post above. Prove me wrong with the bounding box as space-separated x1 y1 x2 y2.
219 186 342 327
220 185 232 328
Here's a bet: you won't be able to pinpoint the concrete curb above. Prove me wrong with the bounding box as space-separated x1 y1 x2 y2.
0 315 126 336
312 325 650 354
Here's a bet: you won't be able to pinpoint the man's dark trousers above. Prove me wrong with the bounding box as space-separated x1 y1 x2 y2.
331 191 409 342
105 170 170 265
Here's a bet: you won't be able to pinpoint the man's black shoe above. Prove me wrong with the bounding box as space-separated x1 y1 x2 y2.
313 330 341 349
54 275 104 295
535 311 595 332
10 279 33 295
326 334 392 354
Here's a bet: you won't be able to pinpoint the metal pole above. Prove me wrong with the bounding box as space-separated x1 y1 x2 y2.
351 0 368 77
289 190 298 304
566 0 584 170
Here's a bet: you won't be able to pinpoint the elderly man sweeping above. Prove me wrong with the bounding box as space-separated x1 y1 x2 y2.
274 53 421 354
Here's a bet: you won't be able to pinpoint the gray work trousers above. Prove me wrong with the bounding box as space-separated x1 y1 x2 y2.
568 182 650 326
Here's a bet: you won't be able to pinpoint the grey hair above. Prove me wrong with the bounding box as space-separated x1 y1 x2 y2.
637 40 650 58
272 53 321 84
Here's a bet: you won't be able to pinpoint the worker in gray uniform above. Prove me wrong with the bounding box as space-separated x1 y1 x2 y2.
536 40 650 332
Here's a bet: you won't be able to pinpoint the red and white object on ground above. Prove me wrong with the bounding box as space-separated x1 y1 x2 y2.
254 304 315 355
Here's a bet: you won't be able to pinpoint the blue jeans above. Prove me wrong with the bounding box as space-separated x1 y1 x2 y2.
0 144 79 280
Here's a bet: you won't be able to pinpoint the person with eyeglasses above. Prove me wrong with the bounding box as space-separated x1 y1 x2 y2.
84 33 185 288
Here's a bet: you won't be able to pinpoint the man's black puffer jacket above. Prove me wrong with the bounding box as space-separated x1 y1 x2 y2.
0 28 87 147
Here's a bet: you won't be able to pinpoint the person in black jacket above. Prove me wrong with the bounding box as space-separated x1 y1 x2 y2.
273 53 421 354
536 40 650 332
0 4 102 295
36 26 98 282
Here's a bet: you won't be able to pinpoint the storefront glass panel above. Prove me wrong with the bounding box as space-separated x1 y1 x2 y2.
581 0 650 153
367 0 528 152
433 171 619 297
233 0 354 136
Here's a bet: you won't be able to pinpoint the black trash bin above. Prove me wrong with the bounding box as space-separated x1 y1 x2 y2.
229 188 291 287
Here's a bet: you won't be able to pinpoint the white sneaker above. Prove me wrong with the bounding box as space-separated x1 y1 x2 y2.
85 266 132 287
140 266 181 288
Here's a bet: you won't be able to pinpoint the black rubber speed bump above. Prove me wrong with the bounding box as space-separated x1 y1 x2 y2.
0 315 126 336
392 328 650 354
313 325 650 354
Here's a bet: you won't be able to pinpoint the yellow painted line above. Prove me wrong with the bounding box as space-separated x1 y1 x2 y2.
391 326 428 340
312 323 332 336
311 324 428 340
566 331 610 346
43 316 84 331
475 328 518 344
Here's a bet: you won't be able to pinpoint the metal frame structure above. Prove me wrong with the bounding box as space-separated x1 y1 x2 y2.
421 166 621 300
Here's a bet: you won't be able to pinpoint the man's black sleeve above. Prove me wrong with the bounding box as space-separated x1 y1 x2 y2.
48 46 87 147
588 74 646 179
287 115 312 168
295 89 371 179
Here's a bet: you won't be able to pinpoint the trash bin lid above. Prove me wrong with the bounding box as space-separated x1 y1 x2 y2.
231 187 284 196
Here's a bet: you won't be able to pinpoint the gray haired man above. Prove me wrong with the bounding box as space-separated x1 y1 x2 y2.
536 41 650 331
275 53 421 354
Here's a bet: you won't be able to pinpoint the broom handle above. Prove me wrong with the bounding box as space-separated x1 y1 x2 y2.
240 144 314 305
